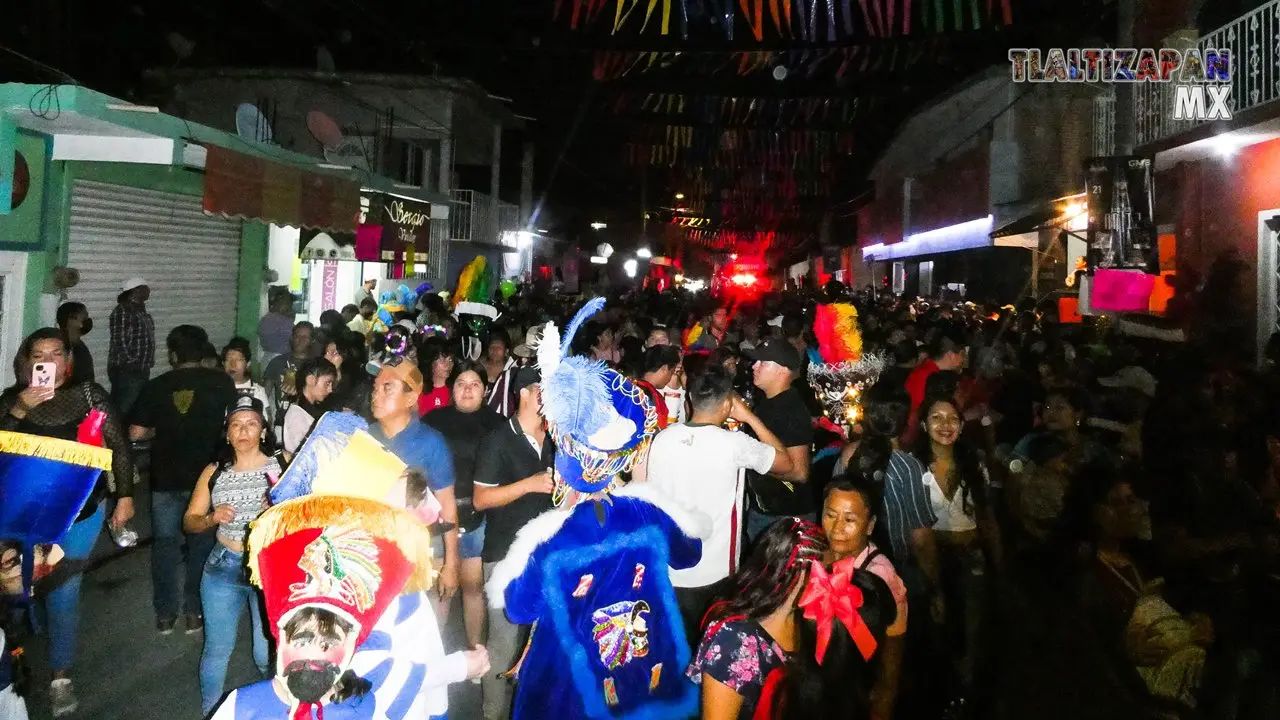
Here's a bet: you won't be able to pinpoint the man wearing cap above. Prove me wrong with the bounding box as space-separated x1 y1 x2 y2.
108 277 155 415
743 338 813 541
369 359 461 610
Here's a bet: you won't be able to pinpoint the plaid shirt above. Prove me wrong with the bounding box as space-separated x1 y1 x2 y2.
108 302 155 371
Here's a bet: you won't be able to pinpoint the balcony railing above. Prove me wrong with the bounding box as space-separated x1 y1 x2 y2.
1094 88 1116 156
1135 0 1280 146
449 189 520 245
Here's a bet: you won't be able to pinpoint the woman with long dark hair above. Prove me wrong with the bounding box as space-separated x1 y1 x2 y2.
182 396 278 714
0 328 136 716
280 357 336 457
910 393 1001 703
324 332 371 419
689 517 896 719
417 337 455 417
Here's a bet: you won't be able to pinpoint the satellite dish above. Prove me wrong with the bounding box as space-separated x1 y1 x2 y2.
235 103 273 144
316 45 336 73
307 111 344 150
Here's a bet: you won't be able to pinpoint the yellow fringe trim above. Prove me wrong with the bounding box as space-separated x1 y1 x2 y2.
0 431 112 471
247 496 437 594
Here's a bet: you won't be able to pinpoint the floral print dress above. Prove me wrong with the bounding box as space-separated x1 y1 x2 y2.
686 618 791 718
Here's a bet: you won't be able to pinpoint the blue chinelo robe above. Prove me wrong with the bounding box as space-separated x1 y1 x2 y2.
488 483 710 720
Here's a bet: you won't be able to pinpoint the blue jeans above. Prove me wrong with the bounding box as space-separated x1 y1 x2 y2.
150 490 215 619
107 367 149 417
44 502 104 674
199 544 269 714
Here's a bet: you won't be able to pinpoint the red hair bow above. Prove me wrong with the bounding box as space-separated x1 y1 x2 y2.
797 560 877 663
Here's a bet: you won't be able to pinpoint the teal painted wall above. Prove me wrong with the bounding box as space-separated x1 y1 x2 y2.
5 155 268 339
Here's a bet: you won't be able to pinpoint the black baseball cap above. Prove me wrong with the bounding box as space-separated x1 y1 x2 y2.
511 366 541 394
226 394 266 422
744 339 802 373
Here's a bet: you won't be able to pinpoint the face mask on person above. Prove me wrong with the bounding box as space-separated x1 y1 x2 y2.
80 318 94 336
283 660 340 703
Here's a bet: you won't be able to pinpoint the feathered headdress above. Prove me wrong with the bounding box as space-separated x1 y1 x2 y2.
808 303 885 431
537 297 658 495
452 256 501 361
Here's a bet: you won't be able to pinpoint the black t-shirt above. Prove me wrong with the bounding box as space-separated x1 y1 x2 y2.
69 340 95 387
424 405 505 530
131 367 238 492
746 387 815 516
473 418 556 563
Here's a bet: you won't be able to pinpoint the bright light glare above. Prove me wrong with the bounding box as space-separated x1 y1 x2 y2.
636 247 652 259
1061 202 1088 232
731 273 757 286
590 256 608 265
597 243 614 258
729 253 738 260
674 192 685 200
591 222 608 230
684 279 706 292
623 259 638 277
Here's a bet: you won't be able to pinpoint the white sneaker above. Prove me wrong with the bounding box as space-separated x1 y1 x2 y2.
50 678 78 717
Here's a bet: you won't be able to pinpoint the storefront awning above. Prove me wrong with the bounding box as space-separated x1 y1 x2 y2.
202 146 360 233
990 207 1058 246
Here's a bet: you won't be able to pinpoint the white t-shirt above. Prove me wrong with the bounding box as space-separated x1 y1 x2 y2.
647 424 775 588
921 471 978 532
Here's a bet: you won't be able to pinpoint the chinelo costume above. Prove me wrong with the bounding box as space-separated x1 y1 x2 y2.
486 297 711 720
213 412 458 720
807 303 885 436
452 255 500 361
0 413 113 720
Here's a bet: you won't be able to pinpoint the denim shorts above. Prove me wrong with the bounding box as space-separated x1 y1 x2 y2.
431 521 485 561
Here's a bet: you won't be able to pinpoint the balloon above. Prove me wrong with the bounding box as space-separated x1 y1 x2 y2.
499 279 517 299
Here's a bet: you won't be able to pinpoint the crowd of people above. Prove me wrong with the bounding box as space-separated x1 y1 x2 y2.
1 257 1279 720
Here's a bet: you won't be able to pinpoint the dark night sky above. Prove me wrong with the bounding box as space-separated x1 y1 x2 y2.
4 0 1114 255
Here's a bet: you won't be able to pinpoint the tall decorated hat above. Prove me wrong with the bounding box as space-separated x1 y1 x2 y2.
538 297 659 495
452 255 500 361
247 495 433 645
808 303 886 431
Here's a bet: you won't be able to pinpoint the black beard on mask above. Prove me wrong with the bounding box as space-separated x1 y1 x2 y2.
283 660 341 704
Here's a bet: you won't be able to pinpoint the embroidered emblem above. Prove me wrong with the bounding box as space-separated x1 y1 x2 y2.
631 563 645 589
290 526 381 612
172 390 194 415
572 574 594 598
649 663 663 692
591 600 651 670
603 678 618 707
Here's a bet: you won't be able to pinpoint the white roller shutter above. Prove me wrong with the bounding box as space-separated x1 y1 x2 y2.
67 180 243 384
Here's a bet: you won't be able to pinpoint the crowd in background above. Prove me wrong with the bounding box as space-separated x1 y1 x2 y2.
2 251 1280 719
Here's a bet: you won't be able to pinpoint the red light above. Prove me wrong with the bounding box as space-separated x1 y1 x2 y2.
730 273 757 286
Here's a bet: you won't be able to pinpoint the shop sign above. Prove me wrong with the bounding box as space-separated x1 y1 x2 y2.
372 193 431 257
1085 155 1156 272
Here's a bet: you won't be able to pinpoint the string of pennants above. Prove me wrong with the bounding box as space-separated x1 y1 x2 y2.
555 0 1013 40
592 39 949 81
680 227 812 254
624 126 855 168
614 93 877 127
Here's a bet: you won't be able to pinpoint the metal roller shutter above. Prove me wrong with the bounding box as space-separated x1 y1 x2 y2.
67 180 243 386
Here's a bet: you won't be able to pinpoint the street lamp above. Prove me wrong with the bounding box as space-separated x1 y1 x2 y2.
636 247 652 259
623 258 638 278
674 192 685 200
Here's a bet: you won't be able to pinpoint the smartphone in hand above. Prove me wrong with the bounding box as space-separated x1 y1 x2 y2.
31 362 55 389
